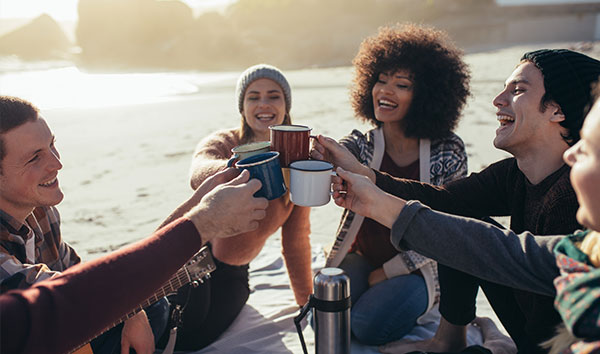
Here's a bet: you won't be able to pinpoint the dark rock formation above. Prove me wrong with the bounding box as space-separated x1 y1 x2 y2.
0 14 72 60
76 0 194 68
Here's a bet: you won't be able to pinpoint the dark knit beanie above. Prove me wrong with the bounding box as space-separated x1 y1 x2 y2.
235 64 292 114
521 49 600 144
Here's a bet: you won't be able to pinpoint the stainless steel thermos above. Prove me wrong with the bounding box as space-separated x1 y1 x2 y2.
294 267 351 354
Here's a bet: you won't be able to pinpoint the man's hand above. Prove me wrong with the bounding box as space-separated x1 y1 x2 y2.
188 168 240 204
310 135 375 181
186 169 268 241
158 168 241 230
120 310 154 354
368 267 387 287
580 231 600 267
332 167 405 228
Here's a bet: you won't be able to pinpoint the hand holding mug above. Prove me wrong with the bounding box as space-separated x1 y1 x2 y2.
189 168 241 206
310 135 375 181
333 167 405 228
186 169 269 241
158 168 241 230
235 151 287 200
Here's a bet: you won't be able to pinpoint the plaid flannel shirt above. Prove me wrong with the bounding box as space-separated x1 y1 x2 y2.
0 206 80 292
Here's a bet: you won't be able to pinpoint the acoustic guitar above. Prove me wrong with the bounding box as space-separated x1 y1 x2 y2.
71 246 216 354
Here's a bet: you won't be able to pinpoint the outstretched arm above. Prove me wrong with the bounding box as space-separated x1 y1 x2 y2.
189 129 240 189
332 167 561 296
1 170 269 354
391 201 561 296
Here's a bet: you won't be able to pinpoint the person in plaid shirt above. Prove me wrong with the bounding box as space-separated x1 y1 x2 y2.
0 96 167 354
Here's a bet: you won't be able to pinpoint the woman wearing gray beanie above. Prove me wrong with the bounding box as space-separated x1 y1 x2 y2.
157 64 312 351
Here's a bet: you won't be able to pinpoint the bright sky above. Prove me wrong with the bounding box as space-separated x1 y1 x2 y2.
3 0 599 21
0 0 235 21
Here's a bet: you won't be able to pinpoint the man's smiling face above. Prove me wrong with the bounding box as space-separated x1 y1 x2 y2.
0 118 63 222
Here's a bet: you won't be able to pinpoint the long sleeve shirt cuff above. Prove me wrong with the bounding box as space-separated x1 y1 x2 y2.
382 255 410 278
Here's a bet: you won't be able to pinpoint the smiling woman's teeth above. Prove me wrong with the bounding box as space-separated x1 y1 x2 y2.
378 99 397 108
257 114 274 121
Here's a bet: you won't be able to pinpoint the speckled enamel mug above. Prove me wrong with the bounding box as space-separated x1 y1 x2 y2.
289 160 335 207
227 141 271 167
235 151 287 200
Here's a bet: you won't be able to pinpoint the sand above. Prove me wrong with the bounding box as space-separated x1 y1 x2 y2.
8 41 600 338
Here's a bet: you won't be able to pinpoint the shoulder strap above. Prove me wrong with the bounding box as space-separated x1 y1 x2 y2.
370 128 385 169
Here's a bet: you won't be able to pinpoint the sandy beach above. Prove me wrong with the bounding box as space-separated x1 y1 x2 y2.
2 41 599 342
38 42 598 256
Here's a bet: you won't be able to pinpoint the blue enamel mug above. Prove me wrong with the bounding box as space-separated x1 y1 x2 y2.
235 151 287 200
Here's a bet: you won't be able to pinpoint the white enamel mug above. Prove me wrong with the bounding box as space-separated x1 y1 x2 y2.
289 160 335 207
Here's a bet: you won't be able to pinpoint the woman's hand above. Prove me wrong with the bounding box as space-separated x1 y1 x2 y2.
368 268 387 287
310 135 375 181
580 231 600 267
332 167 405 228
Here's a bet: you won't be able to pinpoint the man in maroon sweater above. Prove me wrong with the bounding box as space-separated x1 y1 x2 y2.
0 96 268 354
312 49 600 353
0 168 269 354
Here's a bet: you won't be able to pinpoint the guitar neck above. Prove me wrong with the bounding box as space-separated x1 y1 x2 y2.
70 247 215 354
111 266 191 325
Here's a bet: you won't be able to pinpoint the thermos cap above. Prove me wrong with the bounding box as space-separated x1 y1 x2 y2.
313 267 350 301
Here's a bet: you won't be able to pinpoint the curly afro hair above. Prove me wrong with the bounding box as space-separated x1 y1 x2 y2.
351 23 471 139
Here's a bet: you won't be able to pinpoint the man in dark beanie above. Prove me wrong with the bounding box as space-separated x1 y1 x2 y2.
522 49 600 145
312 49 600 354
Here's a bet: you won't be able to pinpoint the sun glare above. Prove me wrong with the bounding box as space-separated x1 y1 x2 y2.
0 0 236 21
0 0 79 21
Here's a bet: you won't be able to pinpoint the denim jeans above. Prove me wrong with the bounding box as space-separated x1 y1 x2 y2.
90 297 169 354
339 252 428 346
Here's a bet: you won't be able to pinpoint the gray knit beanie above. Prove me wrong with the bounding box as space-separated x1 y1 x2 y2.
236 64 292 114
521 49 600 144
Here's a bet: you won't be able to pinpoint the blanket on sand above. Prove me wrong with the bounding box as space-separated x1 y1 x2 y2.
168 242 486 353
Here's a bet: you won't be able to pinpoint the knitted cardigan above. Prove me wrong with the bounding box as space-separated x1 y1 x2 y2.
325 127 468 313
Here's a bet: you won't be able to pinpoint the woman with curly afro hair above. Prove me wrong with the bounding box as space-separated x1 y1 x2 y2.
311 23 471 345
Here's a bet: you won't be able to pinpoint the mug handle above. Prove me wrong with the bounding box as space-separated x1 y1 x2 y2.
226 154 240 167
329 170 337 196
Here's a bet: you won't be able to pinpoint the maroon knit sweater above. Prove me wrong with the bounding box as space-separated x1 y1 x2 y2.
0 218 201 354
375 157 580 353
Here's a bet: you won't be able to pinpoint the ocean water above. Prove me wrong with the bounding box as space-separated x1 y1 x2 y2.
0 58 240 110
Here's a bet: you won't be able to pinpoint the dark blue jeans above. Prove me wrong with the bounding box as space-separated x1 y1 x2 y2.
339 252 428 345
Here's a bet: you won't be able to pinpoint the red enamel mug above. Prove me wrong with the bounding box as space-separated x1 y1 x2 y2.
269 124 312 168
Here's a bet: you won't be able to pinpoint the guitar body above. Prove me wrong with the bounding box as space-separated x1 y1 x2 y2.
69 247 216 354
73 344 93 354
